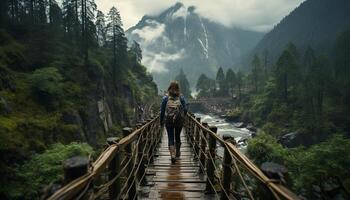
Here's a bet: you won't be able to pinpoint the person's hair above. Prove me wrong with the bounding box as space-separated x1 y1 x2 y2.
167 81 180 97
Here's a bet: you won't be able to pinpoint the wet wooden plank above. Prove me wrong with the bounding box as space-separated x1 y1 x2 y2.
140 129 208 199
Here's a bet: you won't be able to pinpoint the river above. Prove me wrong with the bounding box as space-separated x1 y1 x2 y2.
194 113 253 152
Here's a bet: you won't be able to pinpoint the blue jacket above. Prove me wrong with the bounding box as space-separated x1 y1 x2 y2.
160 95 187 125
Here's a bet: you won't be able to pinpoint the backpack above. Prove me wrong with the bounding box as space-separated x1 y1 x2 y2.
165 96 184 127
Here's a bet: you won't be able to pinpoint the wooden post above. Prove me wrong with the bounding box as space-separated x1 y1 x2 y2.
63 156 89 184
148 122 155 164
194 117 201 158
137 130 146 186
206 126 217 193
221 135 233 200
107 137 121 199
123 127 137 200
199 122 208 173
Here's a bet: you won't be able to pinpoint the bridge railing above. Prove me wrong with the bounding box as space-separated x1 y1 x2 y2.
185 113 300 200
47 116 162 200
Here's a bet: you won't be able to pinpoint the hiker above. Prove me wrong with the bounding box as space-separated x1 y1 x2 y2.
160 81 187 164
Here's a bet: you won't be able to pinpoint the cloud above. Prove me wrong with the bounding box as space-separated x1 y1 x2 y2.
96 0 305 32
143 49 186 73
131 20 166 43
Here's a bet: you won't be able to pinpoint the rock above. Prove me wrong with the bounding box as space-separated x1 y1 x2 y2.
0 96 11 114
63 156 89 183
261 162 288 184
278 131 316 148
246 123 257 132
234 122 246 128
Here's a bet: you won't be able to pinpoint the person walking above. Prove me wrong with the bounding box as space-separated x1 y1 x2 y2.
160 81 187 164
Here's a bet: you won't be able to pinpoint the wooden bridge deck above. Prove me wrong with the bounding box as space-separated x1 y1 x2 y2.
139 128 212 200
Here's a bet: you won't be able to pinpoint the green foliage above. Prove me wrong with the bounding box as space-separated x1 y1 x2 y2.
251 54 263 92
289 135 350 192
13 142 93 199
196 73 216 97
247 133 288 165
226 68 236 97
175 69 191 98
215 67 227 96
248 134 350 197
30 67 63 108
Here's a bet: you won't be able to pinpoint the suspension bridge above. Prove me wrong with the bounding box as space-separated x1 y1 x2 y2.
46 113 299 200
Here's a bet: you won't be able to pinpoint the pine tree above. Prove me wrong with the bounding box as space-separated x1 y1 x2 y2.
236 71 244 100
262 49 269 81
130 40 142 63
106 6 127 82
216 67 227 96
251 54 263 93
175 69 191 98
95 10 106 46
226 69 236 98
275 50 299 103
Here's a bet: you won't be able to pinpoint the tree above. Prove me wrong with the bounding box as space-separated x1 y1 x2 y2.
251 54 263 92
196 73 215 97
106 6 127 82
262 49 269 82
216 67 227 96
175 69 191 98
95 10 106 46
81 0 97 62
226 69 236 98
275 50 299 103
129 40 142 63
236 71 244 100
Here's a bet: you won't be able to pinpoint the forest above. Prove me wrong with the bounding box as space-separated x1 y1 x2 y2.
195 37 350 198
0 0 157 199
1 0 350 199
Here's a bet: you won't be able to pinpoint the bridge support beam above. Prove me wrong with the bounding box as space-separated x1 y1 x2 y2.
107 137 121 200
206 126 217 193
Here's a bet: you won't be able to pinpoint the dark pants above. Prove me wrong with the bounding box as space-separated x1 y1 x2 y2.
166 126 182 146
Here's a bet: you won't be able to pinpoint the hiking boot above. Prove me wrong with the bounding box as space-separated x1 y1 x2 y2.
169 145 176 164
175 142 181 158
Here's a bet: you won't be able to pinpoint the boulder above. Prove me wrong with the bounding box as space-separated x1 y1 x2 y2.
278 131 303 147
261 162 288 184
278 131 315 148
246 123 257 132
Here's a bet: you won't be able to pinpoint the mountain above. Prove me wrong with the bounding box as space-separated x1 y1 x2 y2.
126 2 264 90
249 0 350 65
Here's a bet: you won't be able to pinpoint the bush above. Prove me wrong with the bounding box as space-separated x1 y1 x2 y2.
247 133 288 166
248 134 350 198
30 67 63 108
289 135 350 194
13 142 93 199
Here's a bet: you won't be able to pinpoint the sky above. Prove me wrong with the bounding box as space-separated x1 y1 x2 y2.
96 0 305 32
